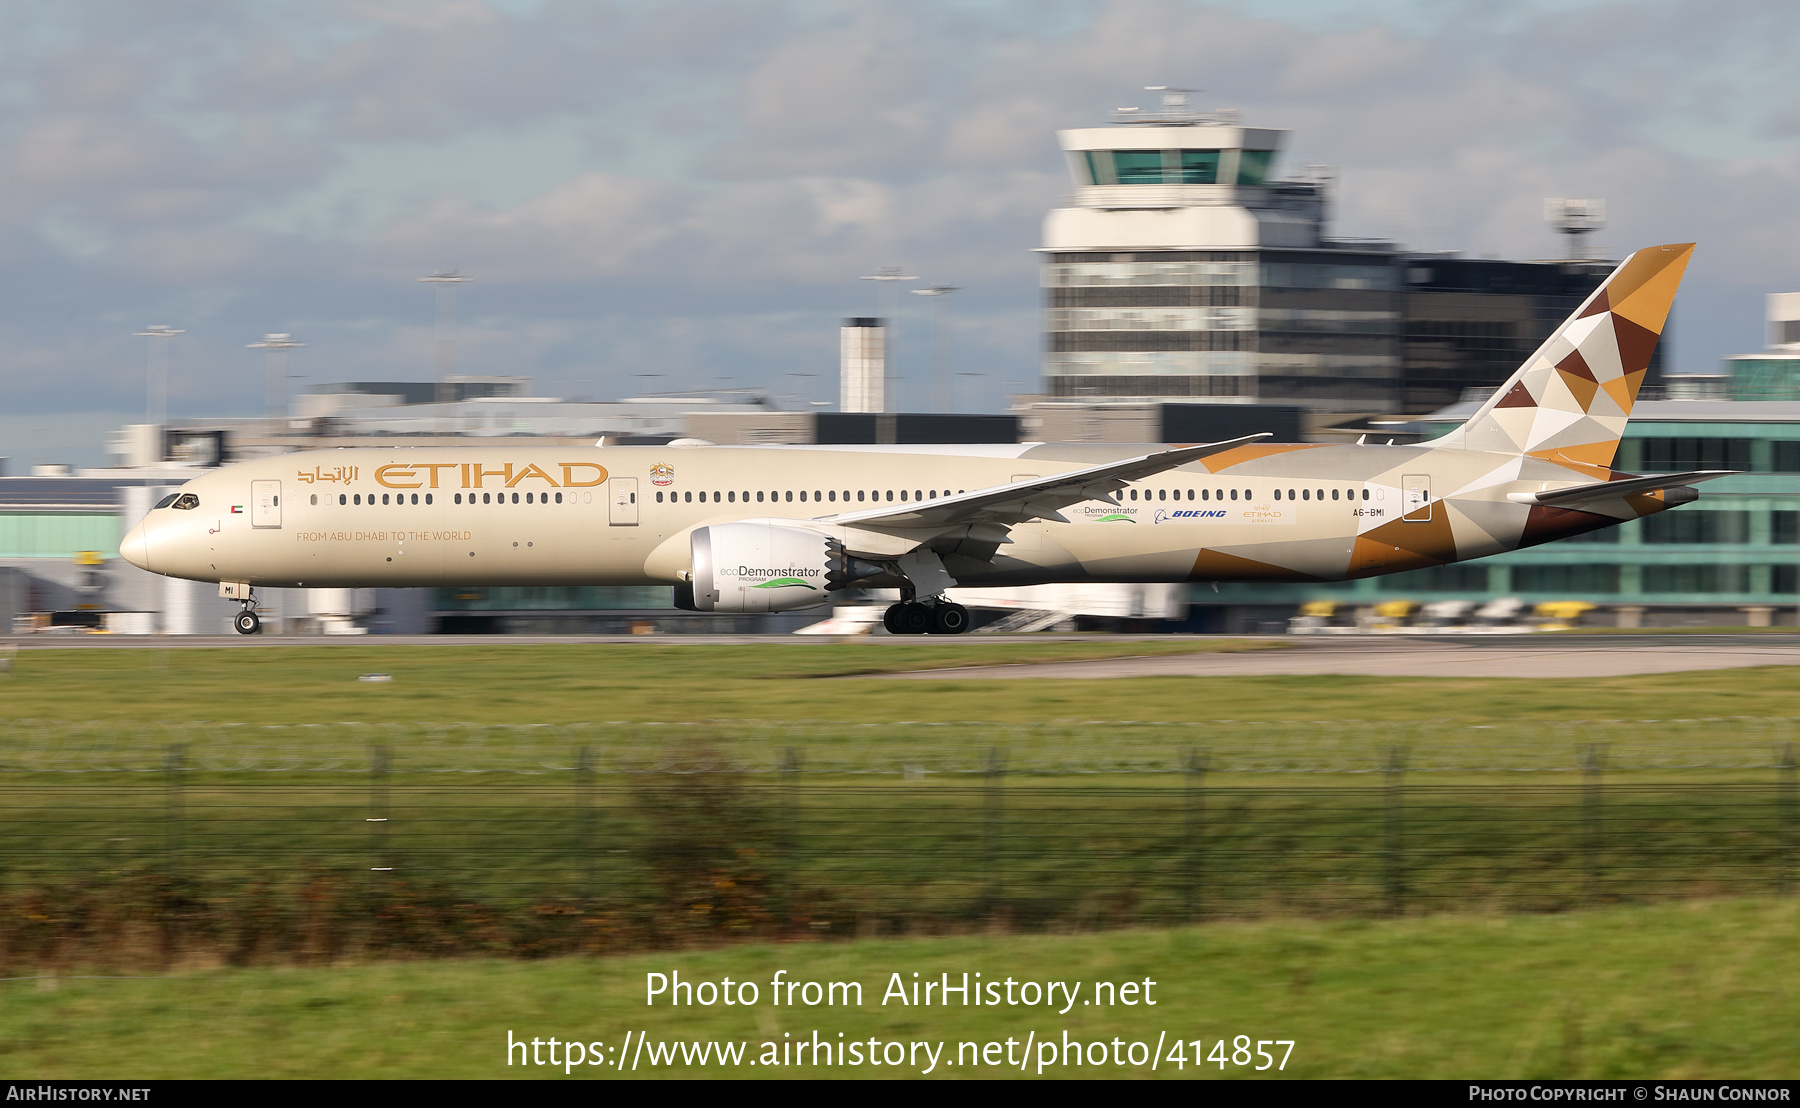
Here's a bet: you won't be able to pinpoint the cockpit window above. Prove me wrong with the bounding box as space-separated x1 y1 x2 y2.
171 493 200 510
154 494 179 509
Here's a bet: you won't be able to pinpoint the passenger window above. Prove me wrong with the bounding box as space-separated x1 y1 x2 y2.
1187 490 1194 500
857 491 865 502
798 491 806 502
557 492 565 504
1364 489 1372 501
728 491 735 502
1158 489 1166 501
310 494 317 506
455 493 462 504
1230 489 1238 501
1273 489 1282 501
829 491 837 502
425 494 432 505
885 490 893 501
354 494 362 505
1200 489 1208 501
786 491 793 502
756 491 764 503
483 493 491 504
1130 489 1138 501
1288 489 1295 500
339 494 347 505
900 490 908 501
655 491 662 503
815 491 822 501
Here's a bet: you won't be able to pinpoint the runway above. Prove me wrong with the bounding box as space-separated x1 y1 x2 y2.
7 632 1800 680
870 635 1800 680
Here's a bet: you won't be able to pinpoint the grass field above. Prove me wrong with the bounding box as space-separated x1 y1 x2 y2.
4 640 1800 724
2 896 1796 1079
4 641 1797 1078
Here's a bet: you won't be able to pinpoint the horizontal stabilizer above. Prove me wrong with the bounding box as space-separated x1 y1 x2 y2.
1506 470 1735 507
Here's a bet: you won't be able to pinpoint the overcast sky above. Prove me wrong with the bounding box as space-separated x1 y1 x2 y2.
3 0 1797 467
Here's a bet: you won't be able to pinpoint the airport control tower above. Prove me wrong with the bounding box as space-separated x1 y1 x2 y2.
1042 90 1402 412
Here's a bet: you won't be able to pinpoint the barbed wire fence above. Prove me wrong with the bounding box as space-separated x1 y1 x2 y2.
0 719 1795 969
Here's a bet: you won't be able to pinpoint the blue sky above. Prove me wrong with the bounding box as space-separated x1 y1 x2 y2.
3 0 1797 467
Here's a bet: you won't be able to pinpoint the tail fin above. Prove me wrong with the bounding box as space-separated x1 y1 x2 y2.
1438 243 1694 468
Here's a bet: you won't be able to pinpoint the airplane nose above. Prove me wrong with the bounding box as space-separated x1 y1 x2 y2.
121 520 152 572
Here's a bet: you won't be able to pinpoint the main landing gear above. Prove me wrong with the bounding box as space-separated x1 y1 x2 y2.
232 592 262 635
883 600 970 635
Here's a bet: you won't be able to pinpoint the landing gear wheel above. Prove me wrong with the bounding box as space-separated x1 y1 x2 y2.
898 603 933 636
931 602 970 635
883 604 905 635
233 610 261 635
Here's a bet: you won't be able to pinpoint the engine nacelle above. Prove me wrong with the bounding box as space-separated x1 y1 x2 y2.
688 521 836 613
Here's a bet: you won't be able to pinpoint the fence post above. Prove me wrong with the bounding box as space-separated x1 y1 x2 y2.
1384 745 1406 917
1779 742 1796 898
576 744 595 902
983 747 1005 918
369 744 391 887
1184 747 1208 923
161 742 185 967
1581 743 1604 906
779 746 800 931
163 742 186 875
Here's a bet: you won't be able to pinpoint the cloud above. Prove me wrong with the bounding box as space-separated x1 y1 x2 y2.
2 0 1799 423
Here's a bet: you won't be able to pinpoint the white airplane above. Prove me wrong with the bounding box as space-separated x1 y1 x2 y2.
123 244 1725 635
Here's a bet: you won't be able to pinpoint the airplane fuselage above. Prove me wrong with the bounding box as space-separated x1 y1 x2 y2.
121 440 1661 591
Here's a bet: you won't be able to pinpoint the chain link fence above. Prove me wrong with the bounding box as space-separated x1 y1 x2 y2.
3 717 1797 775
1 719 1795 969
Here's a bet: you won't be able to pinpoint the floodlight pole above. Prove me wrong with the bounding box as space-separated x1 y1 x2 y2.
247 333 305 425
134 325 184 426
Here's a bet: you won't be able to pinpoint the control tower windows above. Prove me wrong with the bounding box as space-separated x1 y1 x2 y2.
1080 149 1270 187
1111 150 1163 184
1237 150 1274 186
1178 149 1219 184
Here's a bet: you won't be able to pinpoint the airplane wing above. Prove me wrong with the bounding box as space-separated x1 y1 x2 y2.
1506 470 1736 507
822 433 1272 529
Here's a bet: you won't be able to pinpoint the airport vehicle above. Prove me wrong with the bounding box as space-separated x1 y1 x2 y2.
122 244 1720 635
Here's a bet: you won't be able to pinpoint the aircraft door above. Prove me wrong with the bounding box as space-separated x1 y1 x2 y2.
251 480 282 528
1402 475 1432 522
608 478 639 526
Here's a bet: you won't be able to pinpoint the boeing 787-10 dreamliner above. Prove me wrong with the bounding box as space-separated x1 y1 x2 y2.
123 243 1723 635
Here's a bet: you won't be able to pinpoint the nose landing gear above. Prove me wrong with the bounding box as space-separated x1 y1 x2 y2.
882 599 970 635
232 593 262 635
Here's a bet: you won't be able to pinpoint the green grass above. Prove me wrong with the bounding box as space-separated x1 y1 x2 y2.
3 897 1797 1079
5 641 1800 725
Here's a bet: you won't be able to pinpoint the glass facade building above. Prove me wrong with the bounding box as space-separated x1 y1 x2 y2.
1190 402 1800 629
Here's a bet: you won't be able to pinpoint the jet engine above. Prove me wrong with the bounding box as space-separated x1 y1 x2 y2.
674 521 886 613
